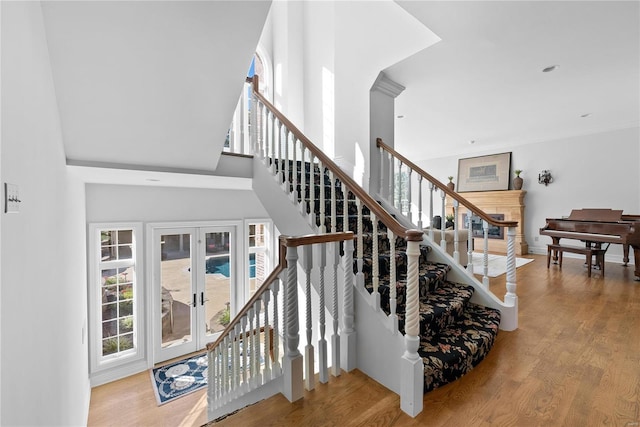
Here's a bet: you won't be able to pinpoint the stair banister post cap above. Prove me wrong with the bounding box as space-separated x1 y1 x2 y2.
405 229 424 242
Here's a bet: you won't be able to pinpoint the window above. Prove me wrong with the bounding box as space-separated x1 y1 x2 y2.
89 223 144 375
247 221 272 297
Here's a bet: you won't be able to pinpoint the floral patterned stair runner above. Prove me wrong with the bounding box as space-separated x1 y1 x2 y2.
277 159 501 392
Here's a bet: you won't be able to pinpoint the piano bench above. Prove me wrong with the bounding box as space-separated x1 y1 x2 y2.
547 244 605 277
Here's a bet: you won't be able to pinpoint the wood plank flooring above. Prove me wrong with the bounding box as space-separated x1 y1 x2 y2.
88 254 640 427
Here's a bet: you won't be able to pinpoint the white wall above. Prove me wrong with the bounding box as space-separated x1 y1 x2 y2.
415 127 640 262
86 185 268 223
1 2 90 425
266 0 437 187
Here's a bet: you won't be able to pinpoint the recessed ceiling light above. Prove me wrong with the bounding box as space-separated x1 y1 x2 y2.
580 113 591 118
397 115 404 119
542 65 559 73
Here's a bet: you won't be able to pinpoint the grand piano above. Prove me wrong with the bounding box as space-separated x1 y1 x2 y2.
540 208 640 280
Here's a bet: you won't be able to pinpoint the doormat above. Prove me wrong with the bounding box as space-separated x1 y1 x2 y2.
150 352 208 405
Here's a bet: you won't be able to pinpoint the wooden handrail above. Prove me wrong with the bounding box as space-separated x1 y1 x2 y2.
376 138 518 229
250 76 418 241
206 232 354 352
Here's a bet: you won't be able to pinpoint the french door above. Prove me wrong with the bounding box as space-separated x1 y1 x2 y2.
152 225 236 363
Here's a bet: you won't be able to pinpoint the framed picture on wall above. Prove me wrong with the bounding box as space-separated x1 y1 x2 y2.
457 152 511 192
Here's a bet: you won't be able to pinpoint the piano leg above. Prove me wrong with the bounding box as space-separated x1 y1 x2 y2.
623 244 630 266
632 245 640 281
552 237 561 264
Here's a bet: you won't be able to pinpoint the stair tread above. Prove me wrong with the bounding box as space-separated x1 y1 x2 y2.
419 303 501 392
280 159 502 395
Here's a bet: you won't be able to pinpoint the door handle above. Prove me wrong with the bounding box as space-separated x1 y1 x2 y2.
200 292 204 306
193 293 197 308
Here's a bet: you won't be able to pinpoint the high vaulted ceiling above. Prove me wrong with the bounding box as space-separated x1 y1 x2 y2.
389 1 640 161
41 1 271 172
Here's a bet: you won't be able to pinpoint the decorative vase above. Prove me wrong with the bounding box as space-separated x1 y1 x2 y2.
513 176 523 190
447 182 455 191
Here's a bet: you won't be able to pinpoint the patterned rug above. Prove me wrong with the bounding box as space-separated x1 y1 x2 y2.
471 253 534 277
150 353 208 405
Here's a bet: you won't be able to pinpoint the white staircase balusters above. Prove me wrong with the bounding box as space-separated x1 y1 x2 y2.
342 182 349 233
407 169 413 222
379 145 385 199
300 147 306 215
270 115 276 176
356 197 364 289
482 220 490 287
262 291 272 382
271 279 282 376
308 154 316 227
290 138 298 203
253 298 263 387
231 327 239 394
371 212 380 310
417 176 423 229
428 182 435 241
440 190 446 251
247 307 255 388
330 240 341 376
388 153 394 207
388 229 398 333
342 238 357 372
240 316 248 390
302 245 315 391
453 200 460 264
283 129 290 190
397 161 403 212
330 170 337 233
467 209 474 273
283 245 303 402
400 231 424 417
316 242 329 384
319 161 326 233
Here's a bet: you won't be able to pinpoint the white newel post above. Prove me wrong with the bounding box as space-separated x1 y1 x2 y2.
504 226 518 329
283 245 303 402
400 230 424 417
341 238 357 371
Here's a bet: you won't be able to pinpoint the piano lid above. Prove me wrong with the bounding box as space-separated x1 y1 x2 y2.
568 209 623 222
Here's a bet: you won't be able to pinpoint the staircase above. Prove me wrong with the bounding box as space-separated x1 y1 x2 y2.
207 76 520 420
282 159 501 393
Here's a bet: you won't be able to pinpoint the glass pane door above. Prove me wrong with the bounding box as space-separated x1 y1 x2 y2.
200 228 234 345
155 229 197 362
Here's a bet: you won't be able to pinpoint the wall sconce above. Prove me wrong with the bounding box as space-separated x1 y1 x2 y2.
538 170 553 186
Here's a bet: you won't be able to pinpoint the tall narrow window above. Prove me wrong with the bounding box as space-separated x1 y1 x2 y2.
89 223 144 378
247 221 271 297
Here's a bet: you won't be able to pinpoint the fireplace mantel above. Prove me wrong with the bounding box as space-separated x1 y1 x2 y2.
447 190 528 255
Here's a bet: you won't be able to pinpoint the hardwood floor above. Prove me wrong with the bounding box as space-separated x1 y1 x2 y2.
88 254 640 426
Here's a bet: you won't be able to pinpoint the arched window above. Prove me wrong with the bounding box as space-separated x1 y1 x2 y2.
225 51 271 154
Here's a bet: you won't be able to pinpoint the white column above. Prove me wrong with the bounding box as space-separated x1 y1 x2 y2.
400 232 424 417
283 246 303 402
504 226 518 329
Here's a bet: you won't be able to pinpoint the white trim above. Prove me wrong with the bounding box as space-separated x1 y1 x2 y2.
88 222 145 380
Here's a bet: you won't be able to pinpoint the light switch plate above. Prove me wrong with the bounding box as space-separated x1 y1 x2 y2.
5 183 20 213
